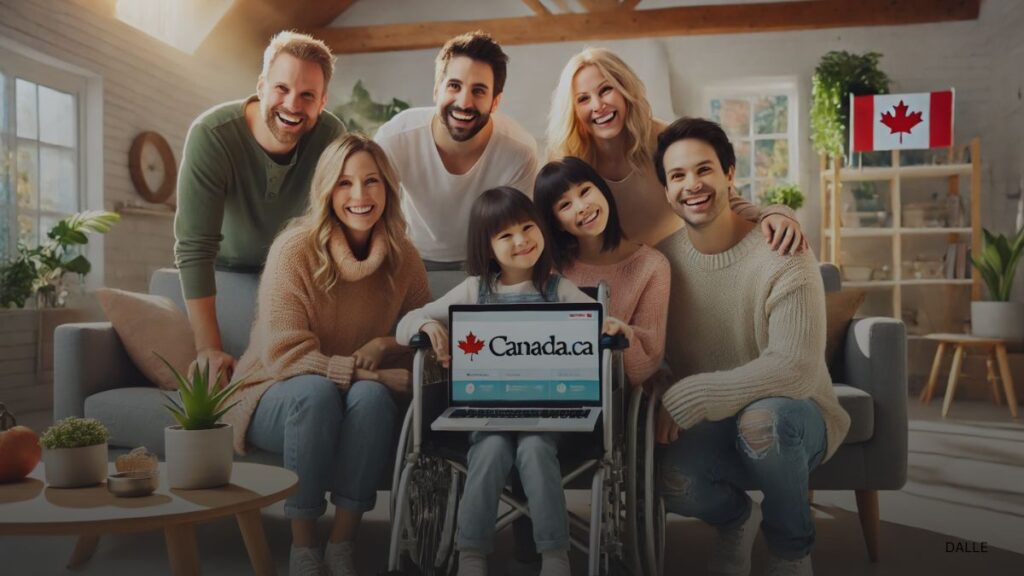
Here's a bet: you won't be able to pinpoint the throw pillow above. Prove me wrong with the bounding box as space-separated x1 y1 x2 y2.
96 288 195 390
825 289 866 369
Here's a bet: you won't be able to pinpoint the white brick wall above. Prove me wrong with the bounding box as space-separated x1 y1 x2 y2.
0 0 256 415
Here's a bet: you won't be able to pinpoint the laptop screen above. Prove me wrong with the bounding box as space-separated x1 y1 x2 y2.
448 303 603 407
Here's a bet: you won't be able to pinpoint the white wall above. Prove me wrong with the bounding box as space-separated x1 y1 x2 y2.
329 0 1021 262
0 0 255 414
1 0 255 292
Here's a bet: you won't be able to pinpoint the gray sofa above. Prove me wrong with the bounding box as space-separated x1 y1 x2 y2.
54 264 905 559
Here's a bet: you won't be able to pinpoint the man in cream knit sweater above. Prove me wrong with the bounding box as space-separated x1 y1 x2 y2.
653 118 850 576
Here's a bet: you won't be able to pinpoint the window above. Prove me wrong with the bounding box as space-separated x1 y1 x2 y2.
1 47 92 264
707 82 798 203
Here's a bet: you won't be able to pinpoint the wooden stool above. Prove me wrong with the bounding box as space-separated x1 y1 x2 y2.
919 333 1019 419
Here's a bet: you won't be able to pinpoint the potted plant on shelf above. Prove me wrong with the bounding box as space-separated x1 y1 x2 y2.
811 51 891 162
971 226 1024 340
759 183 804 211
39 417 109 488
160 357 242 489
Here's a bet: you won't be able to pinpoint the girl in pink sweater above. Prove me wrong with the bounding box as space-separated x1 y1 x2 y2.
534 156 671 388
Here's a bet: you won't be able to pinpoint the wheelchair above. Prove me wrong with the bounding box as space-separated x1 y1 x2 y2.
386 283 664 576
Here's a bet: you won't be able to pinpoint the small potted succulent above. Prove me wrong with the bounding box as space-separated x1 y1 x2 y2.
40 417 109 488
160 357 242 489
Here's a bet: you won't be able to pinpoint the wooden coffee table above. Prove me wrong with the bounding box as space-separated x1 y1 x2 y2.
0 461 296 575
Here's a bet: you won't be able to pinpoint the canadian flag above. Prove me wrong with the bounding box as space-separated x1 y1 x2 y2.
850 90 954 152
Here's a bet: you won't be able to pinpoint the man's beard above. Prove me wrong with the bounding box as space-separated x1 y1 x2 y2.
264 105 313 146
441 104 490 142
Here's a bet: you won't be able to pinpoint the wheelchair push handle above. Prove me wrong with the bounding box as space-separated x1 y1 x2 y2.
600 333 629 350
410 332 432 349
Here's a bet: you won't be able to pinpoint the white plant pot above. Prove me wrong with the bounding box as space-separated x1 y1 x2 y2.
971 301 1024 341
43 442 108 488
164 424 234 489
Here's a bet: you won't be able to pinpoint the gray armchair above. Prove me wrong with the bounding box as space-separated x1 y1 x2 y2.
809 263 908 561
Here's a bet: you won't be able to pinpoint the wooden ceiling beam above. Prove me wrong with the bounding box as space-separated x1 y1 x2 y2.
522 0 552 16
313 0 980 54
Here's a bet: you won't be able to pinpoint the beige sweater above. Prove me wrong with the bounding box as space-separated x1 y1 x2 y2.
563 245 670 386
224 225 431 454
656 227 850 461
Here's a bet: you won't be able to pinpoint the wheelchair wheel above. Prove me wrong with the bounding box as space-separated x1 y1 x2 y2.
400 455 461 576
635 393 665 576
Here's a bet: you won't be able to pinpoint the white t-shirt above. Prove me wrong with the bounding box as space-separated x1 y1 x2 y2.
375 107 539 262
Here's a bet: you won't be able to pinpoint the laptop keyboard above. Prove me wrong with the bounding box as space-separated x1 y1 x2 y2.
450 409 589 419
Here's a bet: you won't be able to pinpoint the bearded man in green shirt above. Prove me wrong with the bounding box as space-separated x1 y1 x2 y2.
174 31 345 382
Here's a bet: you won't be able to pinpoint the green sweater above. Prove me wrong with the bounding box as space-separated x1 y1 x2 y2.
173 97 344 298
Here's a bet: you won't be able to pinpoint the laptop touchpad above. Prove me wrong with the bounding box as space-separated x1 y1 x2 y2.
486 419 539 427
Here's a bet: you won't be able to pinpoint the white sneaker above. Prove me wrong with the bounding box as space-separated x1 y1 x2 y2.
764 553 812 576
708 503 762 576
324 540 358 576
289 546 326 576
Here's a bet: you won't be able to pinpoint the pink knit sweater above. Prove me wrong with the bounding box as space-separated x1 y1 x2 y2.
562 245 670 386
224 224 431 454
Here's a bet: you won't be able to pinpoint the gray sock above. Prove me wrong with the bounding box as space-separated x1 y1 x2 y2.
458 548 488 576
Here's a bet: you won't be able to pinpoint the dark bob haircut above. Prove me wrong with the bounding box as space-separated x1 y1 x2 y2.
533 156 625 271
654 117 736 186
466 186 555 298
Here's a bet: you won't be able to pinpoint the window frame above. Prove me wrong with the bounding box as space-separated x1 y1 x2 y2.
703 79 800 203
0 42 104 291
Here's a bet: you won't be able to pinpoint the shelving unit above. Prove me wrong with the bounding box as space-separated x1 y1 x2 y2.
820 138 982 333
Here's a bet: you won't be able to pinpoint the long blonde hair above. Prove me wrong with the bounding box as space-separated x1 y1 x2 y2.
296 133 407 292
546 48 654 174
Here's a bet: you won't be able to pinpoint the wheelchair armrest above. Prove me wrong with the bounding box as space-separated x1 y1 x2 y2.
409 332 432 349
601 333 629 350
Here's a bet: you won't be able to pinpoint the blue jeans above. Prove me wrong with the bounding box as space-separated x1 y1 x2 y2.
247 375 397 519
659 397 827 560
456 431 569 553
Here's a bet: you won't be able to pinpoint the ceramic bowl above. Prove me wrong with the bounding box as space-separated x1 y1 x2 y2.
107 470 159 497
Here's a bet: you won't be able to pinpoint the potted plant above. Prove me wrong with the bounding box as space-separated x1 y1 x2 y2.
759 183 804 211
39 417 109 488
160 357 242 489
811 51 891 161
971 226 1024 340
0 210 120 309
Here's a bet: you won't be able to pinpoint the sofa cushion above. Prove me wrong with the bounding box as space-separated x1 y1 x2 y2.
85 387 179 455
96 288 196 390
149 269 260 359
825 289 866 370
833 384 874 443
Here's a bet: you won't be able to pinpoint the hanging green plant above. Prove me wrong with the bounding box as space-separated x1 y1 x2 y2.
811 51 891 159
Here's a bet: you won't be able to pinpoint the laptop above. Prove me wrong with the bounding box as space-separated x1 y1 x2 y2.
430 302 604 433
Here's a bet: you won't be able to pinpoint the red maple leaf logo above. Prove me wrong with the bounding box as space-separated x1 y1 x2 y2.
879 100 923 144
457 332 485 361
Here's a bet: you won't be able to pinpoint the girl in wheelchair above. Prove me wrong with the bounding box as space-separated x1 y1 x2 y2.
396 185 632 576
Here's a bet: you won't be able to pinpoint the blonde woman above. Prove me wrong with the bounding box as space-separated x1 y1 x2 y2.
224 133 430 575
547 47 806 250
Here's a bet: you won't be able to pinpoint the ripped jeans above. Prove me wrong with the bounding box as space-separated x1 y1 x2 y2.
659 397 827 560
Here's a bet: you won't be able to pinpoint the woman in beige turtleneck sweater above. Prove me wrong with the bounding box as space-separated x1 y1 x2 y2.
224 134 430 575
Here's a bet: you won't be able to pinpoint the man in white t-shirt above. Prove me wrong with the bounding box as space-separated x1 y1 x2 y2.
375 31 538 270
